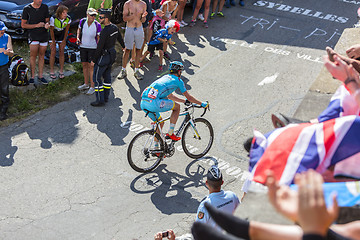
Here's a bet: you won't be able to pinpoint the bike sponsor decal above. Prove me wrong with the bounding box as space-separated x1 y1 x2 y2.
122 120 249 181
211 37 323 64
253 1 349 23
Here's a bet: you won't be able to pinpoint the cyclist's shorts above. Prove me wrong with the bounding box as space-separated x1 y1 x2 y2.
140 97 175 121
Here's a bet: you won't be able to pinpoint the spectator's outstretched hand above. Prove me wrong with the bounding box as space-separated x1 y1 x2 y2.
324 55 360 84
265 170 298 222
295 170 339 236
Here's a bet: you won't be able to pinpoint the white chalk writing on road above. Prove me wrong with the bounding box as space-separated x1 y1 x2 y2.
210 37 323 64
253 0 349 23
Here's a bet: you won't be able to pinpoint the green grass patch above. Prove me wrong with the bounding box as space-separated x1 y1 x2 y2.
1 62 84 127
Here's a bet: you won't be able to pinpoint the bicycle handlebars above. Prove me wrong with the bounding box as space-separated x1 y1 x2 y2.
184 101 210 117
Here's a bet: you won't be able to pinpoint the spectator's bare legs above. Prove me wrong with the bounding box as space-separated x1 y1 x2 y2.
122 48 131 69
203 0 211 22
135 48 142 69
140 51 150 63
131 44 136 66
89 62 94 88
49 42 56 75
218 0 225 12
140 27 148 59
159 50 164 66
177 0 186 22
192 0 204 21
58 42 66 75
82 62 89 85
29 44 39 79
38 45 47 78
212 0 219 13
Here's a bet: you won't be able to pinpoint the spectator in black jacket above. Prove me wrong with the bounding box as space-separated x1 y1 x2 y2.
90 9 125 107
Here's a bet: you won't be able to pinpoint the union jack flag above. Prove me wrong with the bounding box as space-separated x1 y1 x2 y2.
249 115 360 185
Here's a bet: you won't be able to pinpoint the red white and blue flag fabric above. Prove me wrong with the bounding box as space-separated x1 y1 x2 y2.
249 115 360 185
318 85 360 122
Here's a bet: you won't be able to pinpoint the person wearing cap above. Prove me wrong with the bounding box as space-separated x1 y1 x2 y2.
0 21 13 121
195 166 240 230
118 0 148 80
88 0 112 23
77 8 102 95
140 19 180 71
21 0 50 85
90 9 125 107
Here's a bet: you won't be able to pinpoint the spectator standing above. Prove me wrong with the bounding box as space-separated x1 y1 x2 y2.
176 0 187 27
0 21 13 121
90 9 125 106
159 0 178 60
21 0 50 85
118 0 148 80
140 20 179 71
189 0 210 28
88 0 113 22
77 8 102 95
210 0 225 19
49 5 71 80
195 166 240 230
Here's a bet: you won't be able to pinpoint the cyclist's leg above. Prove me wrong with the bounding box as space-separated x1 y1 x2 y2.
169 102 180 135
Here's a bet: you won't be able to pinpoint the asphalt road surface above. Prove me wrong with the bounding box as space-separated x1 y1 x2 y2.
0 0 358 239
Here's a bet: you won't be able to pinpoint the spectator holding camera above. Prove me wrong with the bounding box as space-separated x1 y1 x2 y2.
21 0 50 85
49 5 71 80
154 230 176 240
77 8 102 95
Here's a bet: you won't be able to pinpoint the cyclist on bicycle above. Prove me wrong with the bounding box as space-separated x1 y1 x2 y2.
140 61 208 141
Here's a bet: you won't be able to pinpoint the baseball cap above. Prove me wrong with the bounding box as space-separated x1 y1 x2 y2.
98 8 112 18
87 8 98 16
0 21 7 31
207 165 222 181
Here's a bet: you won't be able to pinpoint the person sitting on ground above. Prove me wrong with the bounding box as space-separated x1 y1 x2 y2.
49 5 71 80
195 166 240 230
140 20 179 71
77 8 102 95
140 61 208 141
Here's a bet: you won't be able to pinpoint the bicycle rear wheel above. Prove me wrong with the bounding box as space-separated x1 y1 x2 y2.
127 130 165 173
181 118 214 159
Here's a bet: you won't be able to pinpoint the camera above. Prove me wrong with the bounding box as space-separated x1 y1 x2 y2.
162 231 169 237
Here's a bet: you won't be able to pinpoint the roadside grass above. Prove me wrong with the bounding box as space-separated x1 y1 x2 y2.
0 62 83 127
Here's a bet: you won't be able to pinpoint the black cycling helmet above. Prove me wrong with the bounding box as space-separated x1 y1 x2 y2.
169 61 184 73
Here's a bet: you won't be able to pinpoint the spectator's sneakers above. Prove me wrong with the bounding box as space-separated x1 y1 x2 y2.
29 78 35 84
86 87 95 95
78 83 89 90
39 77 48 85
180 20 188 26
163 52 171 60
134 70 143 80
179 22 185 27
198 13 205 21
90 101 105 107
158 65 163 71
217 12 225 17
210 12 215 19
203 22 209 28
118 69 127 79
189 20 196 27
239 0 244 6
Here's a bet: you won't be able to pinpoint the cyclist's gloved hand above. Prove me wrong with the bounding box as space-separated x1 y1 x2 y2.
201 101 209 108
185 99 191 106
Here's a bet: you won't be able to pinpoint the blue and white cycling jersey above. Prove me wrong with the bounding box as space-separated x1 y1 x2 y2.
148 28 172 45
142 74 187 100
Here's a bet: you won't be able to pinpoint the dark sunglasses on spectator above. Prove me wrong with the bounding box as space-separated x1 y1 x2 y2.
99 16 105 19
90 14 96 17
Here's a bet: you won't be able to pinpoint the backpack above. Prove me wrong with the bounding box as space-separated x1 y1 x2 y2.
66 33 80 51
9 55 29 86
111 0 127 24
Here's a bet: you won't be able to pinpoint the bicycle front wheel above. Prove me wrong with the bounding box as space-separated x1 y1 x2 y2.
181 118 214 159
127 130 165 173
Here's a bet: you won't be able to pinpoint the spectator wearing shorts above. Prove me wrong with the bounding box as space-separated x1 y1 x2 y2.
49 5 71 80
77 8 102 95
21 0 50 85
118 0 148 80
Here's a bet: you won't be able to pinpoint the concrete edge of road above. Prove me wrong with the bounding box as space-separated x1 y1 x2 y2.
294 27 360 120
